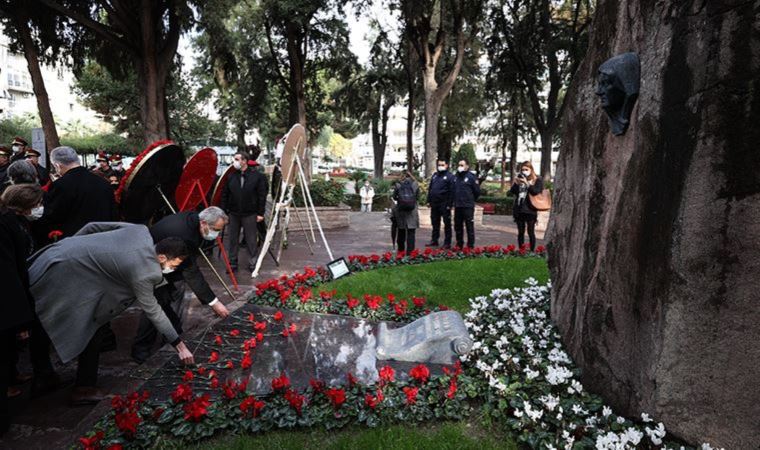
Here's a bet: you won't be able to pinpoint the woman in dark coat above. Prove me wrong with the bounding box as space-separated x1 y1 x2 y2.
509 161 544 251
0 184 43 436
392 171 420 253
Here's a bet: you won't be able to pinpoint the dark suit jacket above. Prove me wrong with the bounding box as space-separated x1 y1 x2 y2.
149 211 216 305
0 210 35 332
220 167 268 216
41 166 117 237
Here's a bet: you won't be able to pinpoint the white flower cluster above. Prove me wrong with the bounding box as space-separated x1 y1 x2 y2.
463 280 724 450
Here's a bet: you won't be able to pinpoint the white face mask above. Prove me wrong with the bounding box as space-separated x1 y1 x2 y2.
521 170 531 177
457 167 466 173
27 205 44 220
233 161 243 170
12 145 21 153
204 229 219 241
161 265 175 274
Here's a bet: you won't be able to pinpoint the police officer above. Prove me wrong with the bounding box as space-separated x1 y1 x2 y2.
426 159 454 248
109 154 125 180
452 159 480 249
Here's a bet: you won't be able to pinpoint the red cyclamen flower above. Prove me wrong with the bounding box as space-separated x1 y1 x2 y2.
271 373 291 391
409 364 430 384
403 386 419 405
239 396 265 417
171 383 193 404
378 365 395 383
183 394 211 422
114 410 141 438
326 387 346 408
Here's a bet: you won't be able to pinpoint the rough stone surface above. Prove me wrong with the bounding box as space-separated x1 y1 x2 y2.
547 1 760 447
376 311 473 365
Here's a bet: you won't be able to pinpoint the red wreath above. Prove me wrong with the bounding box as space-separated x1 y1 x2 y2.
114 139 175 204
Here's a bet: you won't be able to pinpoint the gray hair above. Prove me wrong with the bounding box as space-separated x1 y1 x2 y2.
8 160 38 184
50 146 80 166
199 206 228 224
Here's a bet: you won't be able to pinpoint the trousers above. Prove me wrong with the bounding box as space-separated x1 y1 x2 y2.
430 203 452 246
454 207 475 248
396 228 416 253
515 213 537 251
226 213 262 269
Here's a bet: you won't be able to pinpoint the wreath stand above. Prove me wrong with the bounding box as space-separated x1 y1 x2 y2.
252 124 333 278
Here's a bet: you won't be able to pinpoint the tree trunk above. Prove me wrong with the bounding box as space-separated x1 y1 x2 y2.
14 9 60 152
509 117 519 180
236 124 246 151
405 42 416 172
539 128 552 182
138 4 170 143
422 69 444 178
548 1 760 447
284 21 309 178
500 140 506 191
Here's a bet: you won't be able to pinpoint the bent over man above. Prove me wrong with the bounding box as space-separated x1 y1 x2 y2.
29 223 195 405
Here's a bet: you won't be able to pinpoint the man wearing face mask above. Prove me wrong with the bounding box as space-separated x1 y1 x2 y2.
9 137 28 163
131 206 231 363
426 159 455 248
24 148 49 185
29 223 195 404
41 146 117 239
452 159 481 249
220 151 268 272
109 154 125 180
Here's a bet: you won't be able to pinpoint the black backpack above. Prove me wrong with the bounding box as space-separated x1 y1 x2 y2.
396 180 416 211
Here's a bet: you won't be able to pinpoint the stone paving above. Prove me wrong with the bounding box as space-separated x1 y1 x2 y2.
1 211 544 449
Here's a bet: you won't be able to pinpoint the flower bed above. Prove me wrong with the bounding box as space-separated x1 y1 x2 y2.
76 247 720 449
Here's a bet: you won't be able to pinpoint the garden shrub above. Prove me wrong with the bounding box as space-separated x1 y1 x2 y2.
294 179 345 207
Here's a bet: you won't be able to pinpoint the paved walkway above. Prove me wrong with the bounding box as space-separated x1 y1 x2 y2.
1 212 545 449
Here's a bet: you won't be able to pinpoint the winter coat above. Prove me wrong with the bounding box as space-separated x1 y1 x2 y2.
452 171 480 208
40 166 117 238
392 179 419 229
427 170 455 206
220 167 268 216
509 178 544 218
29 222 179 363
360 186 375 204
149 211 216 305
0 210 35 332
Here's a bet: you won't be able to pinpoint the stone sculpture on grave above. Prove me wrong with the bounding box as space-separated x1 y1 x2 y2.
375 311 473 365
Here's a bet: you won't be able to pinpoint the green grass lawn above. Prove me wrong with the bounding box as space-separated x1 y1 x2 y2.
190 257 546 449
315 257 550 312
173 422 516 450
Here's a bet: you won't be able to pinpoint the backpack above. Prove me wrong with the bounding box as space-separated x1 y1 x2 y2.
395 180 416 211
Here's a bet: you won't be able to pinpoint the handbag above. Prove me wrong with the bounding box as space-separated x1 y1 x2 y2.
529 188 552 211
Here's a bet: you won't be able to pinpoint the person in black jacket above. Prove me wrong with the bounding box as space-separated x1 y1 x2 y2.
453 159 481 249
508 161 543 251
0 184 42 436
24 148 49 186
131 207 231 363
0 146 11 188
220 151 268 271
41 146 117 239
426 159 455 248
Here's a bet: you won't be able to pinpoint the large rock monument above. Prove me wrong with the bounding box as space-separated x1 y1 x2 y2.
547 0 759 447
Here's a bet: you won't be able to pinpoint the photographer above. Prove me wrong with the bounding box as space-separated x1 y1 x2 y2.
509 161 543 251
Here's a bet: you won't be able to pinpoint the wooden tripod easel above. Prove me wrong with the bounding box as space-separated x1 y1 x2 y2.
252 138 333 278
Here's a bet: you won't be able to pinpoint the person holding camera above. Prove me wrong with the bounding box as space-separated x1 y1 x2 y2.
509 161 543 251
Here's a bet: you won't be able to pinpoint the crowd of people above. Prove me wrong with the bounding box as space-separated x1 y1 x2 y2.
0 138 545 436
0 145 238 436
387 158 543 254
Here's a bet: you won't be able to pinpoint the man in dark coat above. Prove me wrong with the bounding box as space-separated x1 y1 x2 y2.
41 146 117 238
452 159 481 249
24 147 49 186
131 206 231 363
29 223 196 404
0 146 10 187
9 136 27 163
220 151 268 271
426 159 455 248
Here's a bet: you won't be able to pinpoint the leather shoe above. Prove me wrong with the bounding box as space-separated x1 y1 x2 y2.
425 241 439 247
70 386 110 406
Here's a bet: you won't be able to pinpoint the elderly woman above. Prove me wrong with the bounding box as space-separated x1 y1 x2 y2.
0 184 42 435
